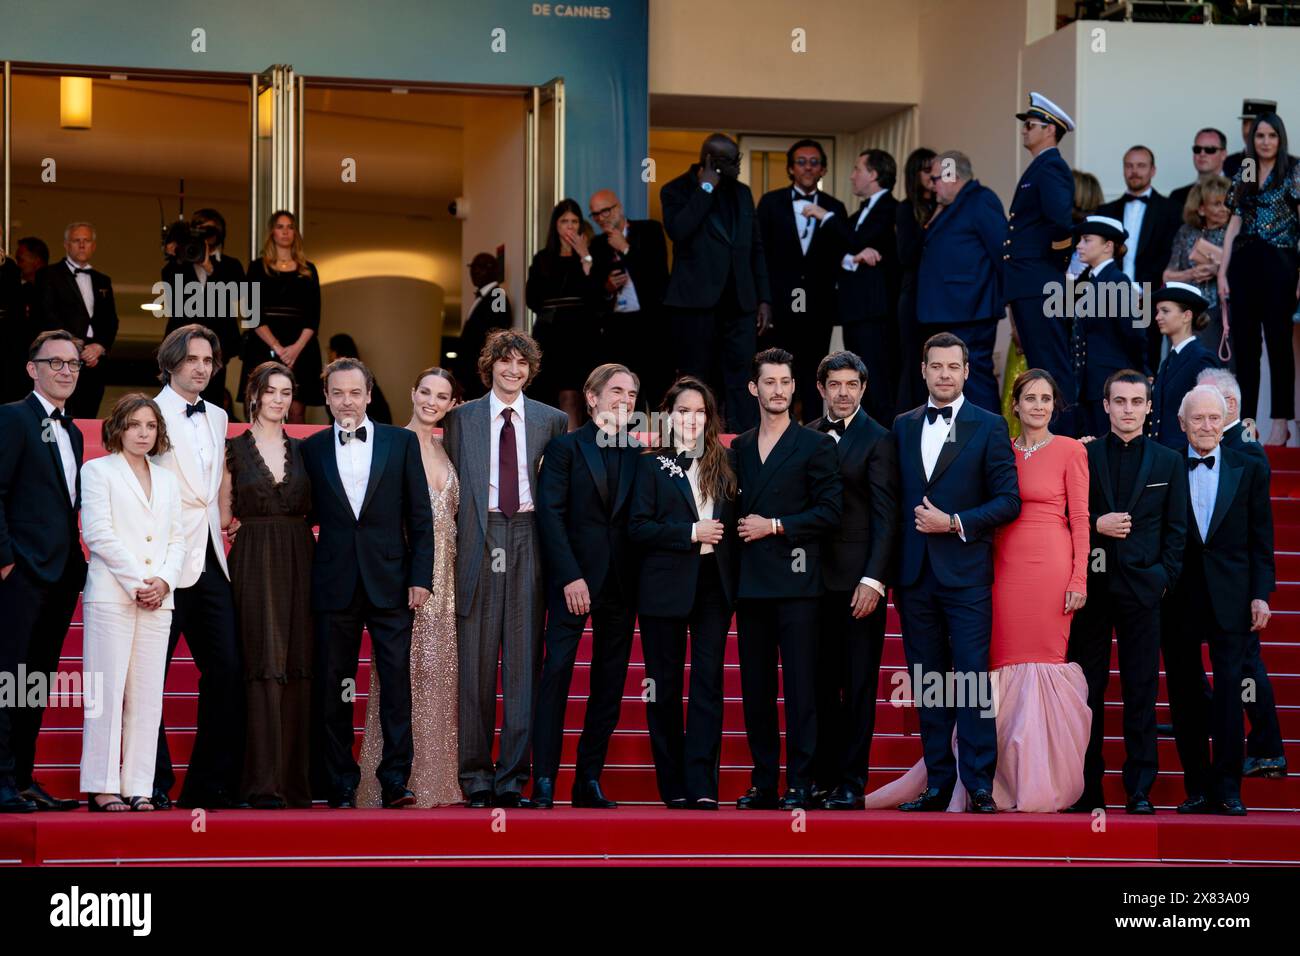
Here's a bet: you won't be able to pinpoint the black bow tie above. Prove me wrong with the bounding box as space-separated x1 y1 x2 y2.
821 417 847 436
1188 455 1214 470
70 266 91 276
185 400 207 417
338 425 368 445
792 190 817 203
925 405 954 424
1124 194 1150 205
671 449 697 473
48 407 72 429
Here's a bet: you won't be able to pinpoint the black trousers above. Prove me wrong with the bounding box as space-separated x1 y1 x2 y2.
0 553 83 788
812 587 887 793
1066 581 1160 802
154 541 244 800
671 277 758 432
843 320 896 426
532 579 634 783
66 358 107 419
314 578 415 797
638 556 730 802
1229 238 1300 420
737 595 819 791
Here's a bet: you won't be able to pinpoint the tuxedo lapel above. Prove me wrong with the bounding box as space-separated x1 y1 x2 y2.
665 458 700 520
27 394 75 508
747 422 800 507
56 261 92 326
1122 441 1157 514
613 440 641 514
358 425 392 518
317 432 354 520
523 398 551 502
116 453 152 511
903 406 927 486
468 397 491 535
165 404 205 498
576 425 609 510
1206 459 1242 543
927 403 978 488
1091 440 1117 513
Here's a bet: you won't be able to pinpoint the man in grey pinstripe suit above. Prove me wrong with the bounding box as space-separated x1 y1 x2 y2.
441 329 568 807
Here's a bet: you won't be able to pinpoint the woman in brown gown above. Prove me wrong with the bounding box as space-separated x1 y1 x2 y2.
357 367 462 807
219 361 315 808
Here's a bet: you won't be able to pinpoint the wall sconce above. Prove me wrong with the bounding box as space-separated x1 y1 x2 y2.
60 76 93 130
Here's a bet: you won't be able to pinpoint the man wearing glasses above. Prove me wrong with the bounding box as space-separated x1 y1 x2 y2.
0 330 89 812
1170 129 1229 214
588 189 670 408
1005 92 1078 434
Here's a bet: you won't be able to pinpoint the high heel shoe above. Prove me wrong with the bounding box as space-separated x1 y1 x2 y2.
87 793 128 813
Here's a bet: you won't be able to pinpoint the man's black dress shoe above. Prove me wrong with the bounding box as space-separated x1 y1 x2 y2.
1125 792 1155 814
736 787 779 810
691 798 719 810
494 791 522 809
21 781 78 811
821 784 865 811
328 788 357 809
810 786 831 808
779 787 813 811
0 783 36 814
1176 795 1215 815
1062 794 1105 813
382 786 416 809
1216 797 1247 816
466 790 493 808
967 789 997 813
898 787 951 812
150 788 174 811
664 797 688 810
522 778 554 809
572 778 617 809
1243 756 1288 779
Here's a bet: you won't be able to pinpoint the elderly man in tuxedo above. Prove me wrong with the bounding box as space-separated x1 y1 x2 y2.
0 330 88 812
441 329 568 808
1163 386 1274 815
150 324 244 809
35 222 119 418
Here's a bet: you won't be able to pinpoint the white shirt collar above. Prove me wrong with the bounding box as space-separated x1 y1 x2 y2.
1188 442 1220 462
490 390 526 421
1127 186 1153 199
66 258 91 272
33 390 62 416
1171 336 1195 354
926 393 965 417
792 186 817 200
160 383 203 409
1226 418 1241 429
333 414 372 436
477 280 499 298
832 406 861 427
1090 257 1114 274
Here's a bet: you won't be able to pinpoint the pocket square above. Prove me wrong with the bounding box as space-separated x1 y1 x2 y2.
1145 482 1167 488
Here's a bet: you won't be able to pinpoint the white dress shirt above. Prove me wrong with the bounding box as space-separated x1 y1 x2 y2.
489 391 533 512
34 390 78 506
792 187 832 256
1187 442 1220 541
841 189 885 272
611 225 643 314
333 415 374 519
164 385 216 480
1120 188 1152 280
682 449 717 556
67 258 95 337
921 393 966 541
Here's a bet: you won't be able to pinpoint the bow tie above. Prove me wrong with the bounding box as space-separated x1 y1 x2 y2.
1188 455 1214 470
1123 194 1150 205
820 417 847 436
338 425 368 445
792 191 817 203
185 400 207 418
671 449 697 473
925 405 954 424
48 407 72 429
70 266 91 276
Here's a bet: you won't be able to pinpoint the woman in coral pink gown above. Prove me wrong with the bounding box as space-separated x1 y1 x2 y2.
867 369 1091 811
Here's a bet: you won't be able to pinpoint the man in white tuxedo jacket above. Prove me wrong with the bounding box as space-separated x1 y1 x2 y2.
148 324 244 809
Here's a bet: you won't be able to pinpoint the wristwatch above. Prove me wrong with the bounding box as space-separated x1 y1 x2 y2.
948 513 957 533
582 254 593 263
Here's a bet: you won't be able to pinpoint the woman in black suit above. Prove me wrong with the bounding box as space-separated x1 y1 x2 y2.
628 376 738 809
1150 283 1218 449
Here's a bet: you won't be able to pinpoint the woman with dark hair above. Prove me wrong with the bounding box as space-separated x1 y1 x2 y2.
1220 112 1300 444
219 361 315 808
867 369 1091 812
357 366 462 807
80 395 186 812
895 148 938 411
242 210 323 422
327 333 392 423
526 198 604 428
628 376 739 809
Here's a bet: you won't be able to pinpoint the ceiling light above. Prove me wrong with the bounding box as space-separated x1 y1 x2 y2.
60 77 93 130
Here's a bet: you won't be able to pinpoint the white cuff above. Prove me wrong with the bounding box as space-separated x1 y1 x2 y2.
859 576 885 597
691 522 698 543
955 513 966 543
840 253 859 272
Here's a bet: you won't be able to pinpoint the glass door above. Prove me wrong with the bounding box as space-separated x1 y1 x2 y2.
250 65 302 260
525 76 564 328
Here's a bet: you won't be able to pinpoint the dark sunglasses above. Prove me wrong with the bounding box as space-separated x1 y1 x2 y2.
1192 145 1223 155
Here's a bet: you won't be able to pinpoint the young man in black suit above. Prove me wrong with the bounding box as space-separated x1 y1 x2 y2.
661 133 772 433
0 330 88 812
807 351 899 810
35 223 119 419
451 253 512 403
891 332 1021 813
821 149 900 424
732 348 842 810
1066 369 1187 814
528 364 642 809
300 357 435 809
1163 386 1274 816
588 190 670 406
755 139 848 423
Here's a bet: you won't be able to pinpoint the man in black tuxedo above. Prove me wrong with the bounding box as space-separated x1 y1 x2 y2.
160 208 244 409
733 348 842 810
661 133 772 432
34 223 118 419
1163 386 1274 816
528 364 642 809
451 253 512 403
0 330 88 812
1097 148 1180 371
822 149 900 424
300 358 435 809
589 190 670 407
1067 369 1187 814
892 332 1020 813
808 351 899 810
755 139 848 423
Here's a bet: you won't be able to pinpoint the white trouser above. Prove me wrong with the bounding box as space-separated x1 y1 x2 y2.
79 602 172 797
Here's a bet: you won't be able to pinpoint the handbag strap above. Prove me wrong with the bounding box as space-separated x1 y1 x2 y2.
1218 301 1232 364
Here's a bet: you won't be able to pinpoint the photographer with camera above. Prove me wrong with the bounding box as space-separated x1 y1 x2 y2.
161 208 245 410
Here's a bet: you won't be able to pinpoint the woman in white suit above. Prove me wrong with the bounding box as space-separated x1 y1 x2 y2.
79 395 186 812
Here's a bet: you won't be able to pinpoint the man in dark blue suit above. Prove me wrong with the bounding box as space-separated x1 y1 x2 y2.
916 151 1006 413
891 332 1020 812
300 357 435 809
1005 93 1078 434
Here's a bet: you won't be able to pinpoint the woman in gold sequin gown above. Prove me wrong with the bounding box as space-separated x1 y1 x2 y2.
358 368 462 806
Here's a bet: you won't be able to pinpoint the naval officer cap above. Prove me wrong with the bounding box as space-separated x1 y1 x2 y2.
1016 92 1075 134
1071 215 1127 244
1239 98 1278 120
1152 281 1210 315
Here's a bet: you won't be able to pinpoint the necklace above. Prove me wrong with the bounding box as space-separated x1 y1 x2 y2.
1014 434 1053 460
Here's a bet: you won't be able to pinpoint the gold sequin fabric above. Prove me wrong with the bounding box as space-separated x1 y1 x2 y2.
357 466 461 806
